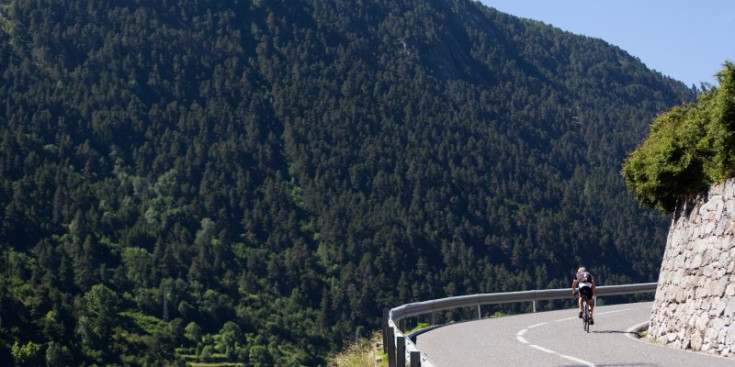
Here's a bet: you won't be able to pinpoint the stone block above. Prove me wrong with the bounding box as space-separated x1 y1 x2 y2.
703 221 717 236
696 282 710 298
724 220 735 236
725 178 735 197
727 326 735 345
714 277 729 297
695 312 710 331
715 266 727 279
716 218 728 236
667 319 678 333
718 326 729 344
725 297 735 317
691 331 703 351
695 300 705 312
671 269 685 285
689 253 703 269
668 302 678 313
703 263 714 277
714 297 727 316
710 318 726 335
674 254 686 269
702 342 712 352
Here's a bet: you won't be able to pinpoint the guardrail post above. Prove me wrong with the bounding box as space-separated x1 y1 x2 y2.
476 304 481 319
383 309 389 354
533 299 536 312
387 326 396 367
410 351 421 367
396 336 406 367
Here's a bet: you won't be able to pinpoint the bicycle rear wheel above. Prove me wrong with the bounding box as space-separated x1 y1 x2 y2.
582 299 589 333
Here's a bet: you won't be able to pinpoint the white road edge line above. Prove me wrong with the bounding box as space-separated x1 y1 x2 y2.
519 309 640 367
516 329 529 344
528 322 547 329
530 343 596 367
526 342 596 366
517 305 652 366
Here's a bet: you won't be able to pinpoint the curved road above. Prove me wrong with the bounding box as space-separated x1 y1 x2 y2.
416 302 735 366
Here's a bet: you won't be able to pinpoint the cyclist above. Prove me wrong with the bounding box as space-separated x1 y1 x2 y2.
572 267 595 325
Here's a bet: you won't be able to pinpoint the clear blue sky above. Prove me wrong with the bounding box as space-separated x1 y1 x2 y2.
480 0 735 88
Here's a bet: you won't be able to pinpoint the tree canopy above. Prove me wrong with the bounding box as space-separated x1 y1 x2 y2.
623 62 735 213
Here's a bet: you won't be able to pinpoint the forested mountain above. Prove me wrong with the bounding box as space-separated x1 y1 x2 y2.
0 0 696 365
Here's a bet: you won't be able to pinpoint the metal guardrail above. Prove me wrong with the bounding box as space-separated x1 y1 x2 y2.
383 282 658 367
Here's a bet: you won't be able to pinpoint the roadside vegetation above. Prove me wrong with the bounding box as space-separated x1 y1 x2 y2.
330 332 385 367
623 62 735 213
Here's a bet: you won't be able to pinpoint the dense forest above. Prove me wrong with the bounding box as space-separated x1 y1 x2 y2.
0 0 697 365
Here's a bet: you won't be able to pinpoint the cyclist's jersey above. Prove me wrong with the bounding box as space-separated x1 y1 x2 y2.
576 271 594 298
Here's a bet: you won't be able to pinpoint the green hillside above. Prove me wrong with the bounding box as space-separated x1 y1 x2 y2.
0 0 695 365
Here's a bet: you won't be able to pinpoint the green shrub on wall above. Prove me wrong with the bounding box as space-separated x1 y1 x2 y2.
623 62 735 213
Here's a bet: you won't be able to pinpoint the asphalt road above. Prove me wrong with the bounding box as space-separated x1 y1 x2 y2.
416 301 735 366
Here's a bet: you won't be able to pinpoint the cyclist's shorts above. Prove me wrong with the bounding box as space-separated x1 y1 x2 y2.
578 283 593 299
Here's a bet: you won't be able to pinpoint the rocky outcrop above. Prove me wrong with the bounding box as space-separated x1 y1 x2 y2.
649 178 735 357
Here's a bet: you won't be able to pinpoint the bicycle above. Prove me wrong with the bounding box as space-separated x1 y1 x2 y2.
574 292 592 333
581 295 591 333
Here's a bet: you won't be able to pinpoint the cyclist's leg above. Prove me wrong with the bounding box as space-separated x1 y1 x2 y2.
589 294 594 316
586 293 595 324
577 295 583 316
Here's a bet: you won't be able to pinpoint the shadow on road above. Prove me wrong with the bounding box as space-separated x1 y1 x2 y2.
592 329 642 338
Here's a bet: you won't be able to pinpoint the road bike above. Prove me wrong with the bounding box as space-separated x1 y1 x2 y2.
581 295 591 333
574 292 592 333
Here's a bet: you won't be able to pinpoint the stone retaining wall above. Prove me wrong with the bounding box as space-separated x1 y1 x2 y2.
649 178 735 357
